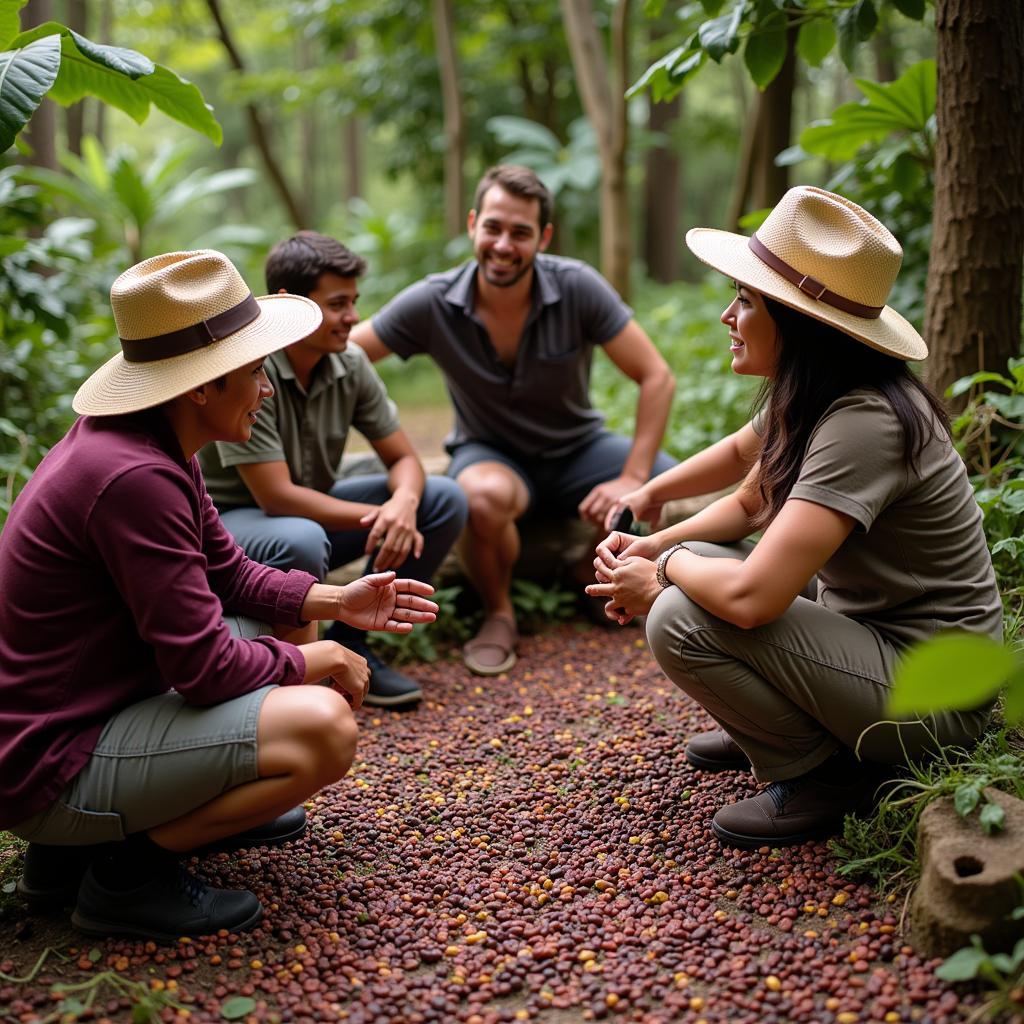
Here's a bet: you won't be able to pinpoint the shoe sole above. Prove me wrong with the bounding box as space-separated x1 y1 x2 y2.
197 818 309 856
363 688 423 708
70 903 263 944
463 652 516 676
711 819 836 849
684 750 752 773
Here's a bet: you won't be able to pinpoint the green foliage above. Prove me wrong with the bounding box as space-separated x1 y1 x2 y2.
780 60 936 324
831 733 1024 893
630 0 929 102
594 277 760 461
887 633 1021 722
0 8 221 152
0 168 113 521
950 361 1024 636
486 115 600 197
510 579 577 634
368 585 476 665
15 136 258 263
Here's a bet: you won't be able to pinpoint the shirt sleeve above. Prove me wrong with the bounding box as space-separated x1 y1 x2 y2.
788 391 908 532
370 280 436 361
347 346 402 441
214 390 287 468
575 263 633 345
86 461 312 705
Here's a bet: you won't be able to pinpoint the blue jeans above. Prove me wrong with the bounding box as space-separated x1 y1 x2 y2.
219 475 467 583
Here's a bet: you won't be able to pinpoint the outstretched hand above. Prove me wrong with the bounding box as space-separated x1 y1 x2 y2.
337 572 438 633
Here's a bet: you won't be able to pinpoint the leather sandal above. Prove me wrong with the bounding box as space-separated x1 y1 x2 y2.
463 613 518 676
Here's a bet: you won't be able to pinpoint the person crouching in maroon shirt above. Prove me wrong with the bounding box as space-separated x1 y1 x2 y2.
0 250 438 942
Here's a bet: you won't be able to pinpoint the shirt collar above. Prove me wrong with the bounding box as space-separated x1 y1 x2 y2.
269 348 348 392
443 256 562 314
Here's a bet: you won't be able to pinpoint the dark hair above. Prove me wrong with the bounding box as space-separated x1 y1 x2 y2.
752 295 951 529
473 164 553 230
265 231 366 297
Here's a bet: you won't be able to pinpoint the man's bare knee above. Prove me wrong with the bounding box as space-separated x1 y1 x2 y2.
458 464 527 529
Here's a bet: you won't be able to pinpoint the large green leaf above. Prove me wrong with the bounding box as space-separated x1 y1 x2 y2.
0 34 60 152
887 632 1018 717
0 0 25 49
486 115 561 154
855 59 935 131
743 10 787 89
699 2 744 62
837 0 878 70
892 0 925 18
796 17 835 67
6 23 220 144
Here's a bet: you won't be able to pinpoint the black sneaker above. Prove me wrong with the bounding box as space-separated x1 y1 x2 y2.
325 624 423 709
16 843 110 907
361 645 423 708
71 863 262 943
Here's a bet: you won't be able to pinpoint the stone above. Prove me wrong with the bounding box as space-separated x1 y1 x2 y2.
909 787 1024 958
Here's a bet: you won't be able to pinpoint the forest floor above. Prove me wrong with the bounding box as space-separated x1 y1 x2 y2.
0 407 987 1024
0 625 983 1024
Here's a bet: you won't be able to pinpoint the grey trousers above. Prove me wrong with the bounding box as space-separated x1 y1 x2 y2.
645 542 991 783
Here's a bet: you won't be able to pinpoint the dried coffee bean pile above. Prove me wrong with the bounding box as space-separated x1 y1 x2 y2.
2 624 977 1023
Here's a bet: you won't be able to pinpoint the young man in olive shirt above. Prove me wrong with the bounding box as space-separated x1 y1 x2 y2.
200 234 467 708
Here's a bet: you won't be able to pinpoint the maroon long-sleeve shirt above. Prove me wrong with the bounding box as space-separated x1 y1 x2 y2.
0 410 316 828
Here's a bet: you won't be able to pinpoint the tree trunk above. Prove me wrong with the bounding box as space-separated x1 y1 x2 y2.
64 0 87 156
924 0 1024 395
561 0 632 300
202 0 306 229
343 42 362 201
432 0 464 239
94 0 111 144
21 0 58 170
297 32 317 225
643 89 681 282
750 25 797 210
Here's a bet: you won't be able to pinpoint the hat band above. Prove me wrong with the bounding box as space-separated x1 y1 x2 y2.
748 236 883 320
120 293 261 363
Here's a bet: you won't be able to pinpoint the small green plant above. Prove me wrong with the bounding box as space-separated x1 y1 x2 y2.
510 578 577 635
831 734 1024 893
368 584 476 664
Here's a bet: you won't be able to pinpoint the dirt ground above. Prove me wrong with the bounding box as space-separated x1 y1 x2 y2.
0 623 985 1024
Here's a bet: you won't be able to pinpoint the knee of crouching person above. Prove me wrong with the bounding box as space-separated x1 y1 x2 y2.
645 586 706 671
304 690 359 784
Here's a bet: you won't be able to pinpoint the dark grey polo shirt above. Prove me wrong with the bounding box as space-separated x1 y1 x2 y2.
370 254 632 459
199 346 400 509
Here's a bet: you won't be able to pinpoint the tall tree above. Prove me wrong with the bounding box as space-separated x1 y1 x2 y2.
924 0 1024 394
20 0 57 169
643 88 681 282
63 0 87 156
433 0 464 238
203 0 306 228
561 0 632 299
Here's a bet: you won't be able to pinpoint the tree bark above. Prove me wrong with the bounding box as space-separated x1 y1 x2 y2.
643 89 681 282
750 25 797 210
924 0 1024 395
343 43 362 202
561 0 632 299
202 0 306 229
432 0 464 239
64 0 87 156
21 0 58 170
297 32 317 225
94 0 111 144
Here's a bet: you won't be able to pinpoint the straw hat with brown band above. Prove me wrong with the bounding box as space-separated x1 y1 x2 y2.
73 249 323 416
685 185 927 362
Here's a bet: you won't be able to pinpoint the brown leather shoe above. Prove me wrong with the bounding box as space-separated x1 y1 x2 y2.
711 773 875 848
684 730 751 772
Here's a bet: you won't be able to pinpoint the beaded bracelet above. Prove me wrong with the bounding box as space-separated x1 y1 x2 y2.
655 543 687 589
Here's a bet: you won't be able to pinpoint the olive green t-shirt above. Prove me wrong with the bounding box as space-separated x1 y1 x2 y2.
199 346 400 510
788 388 1002 648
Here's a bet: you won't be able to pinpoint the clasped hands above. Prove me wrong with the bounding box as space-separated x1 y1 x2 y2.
359 492 424 571
585 532 663 626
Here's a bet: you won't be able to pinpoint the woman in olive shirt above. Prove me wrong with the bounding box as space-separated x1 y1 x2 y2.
588 186 1002 848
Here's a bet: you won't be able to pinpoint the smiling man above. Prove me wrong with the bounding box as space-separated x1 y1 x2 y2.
351 165 676 676
199 233 467 708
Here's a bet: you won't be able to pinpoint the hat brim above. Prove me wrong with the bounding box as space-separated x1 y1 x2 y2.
73 294 323 416
685 227 927 362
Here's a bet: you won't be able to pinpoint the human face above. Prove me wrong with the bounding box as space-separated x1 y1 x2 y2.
297 272 361 356
721 284 780 378
468 186 551 289
202 358 274 443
